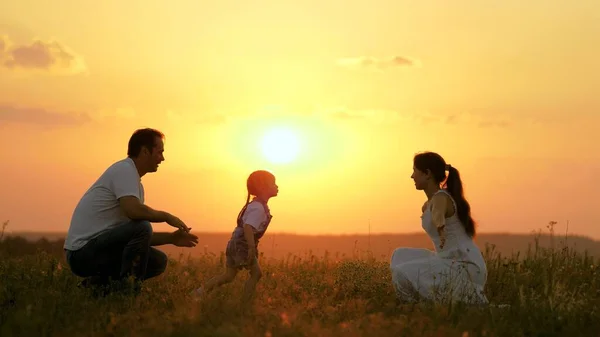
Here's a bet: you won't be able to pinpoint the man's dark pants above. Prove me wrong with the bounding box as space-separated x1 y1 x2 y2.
65 220 168 287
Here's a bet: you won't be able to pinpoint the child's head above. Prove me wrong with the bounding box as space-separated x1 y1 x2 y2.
247 170 278 200
237 170 278 225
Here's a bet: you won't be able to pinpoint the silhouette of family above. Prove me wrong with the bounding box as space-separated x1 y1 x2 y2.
63 128 488 305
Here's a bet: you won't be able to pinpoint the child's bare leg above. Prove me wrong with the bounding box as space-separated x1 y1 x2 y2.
242 260 262 304
204 267 238 293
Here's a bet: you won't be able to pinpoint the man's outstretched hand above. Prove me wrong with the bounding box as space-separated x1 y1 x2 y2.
171 228 199 247
166 214 191 232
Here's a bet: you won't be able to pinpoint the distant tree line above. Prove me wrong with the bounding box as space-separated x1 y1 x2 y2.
0 221 65 258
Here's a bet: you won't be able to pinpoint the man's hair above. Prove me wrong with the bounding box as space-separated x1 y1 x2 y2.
127 128 165 157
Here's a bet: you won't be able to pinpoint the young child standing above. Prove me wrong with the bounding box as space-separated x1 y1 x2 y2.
193 170 278 303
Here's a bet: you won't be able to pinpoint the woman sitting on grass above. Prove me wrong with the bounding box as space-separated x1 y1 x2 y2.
390 151 488 305
192 170 278 304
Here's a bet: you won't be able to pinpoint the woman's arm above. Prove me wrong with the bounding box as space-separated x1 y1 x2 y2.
430 193 449 248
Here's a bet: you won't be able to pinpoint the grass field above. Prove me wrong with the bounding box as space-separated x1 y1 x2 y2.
1 222 599 336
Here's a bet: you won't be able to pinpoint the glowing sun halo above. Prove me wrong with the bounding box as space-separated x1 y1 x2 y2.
261 128 301 164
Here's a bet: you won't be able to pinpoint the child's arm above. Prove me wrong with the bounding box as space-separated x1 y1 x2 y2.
243 224 257 263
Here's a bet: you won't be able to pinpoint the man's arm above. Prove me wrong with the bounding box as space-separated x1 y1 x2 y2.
119 196 190 232
150 232 174 246
119 196 173 223
150 230 199 247
111 164 172 222
111 164 190 232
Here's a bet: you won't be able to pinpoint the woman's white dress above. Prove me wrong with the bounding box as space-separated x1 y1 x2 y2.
390 189 488 304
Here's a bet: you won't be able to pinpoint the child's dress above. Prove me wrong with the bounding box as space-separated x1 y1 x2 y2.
390 189 488 304
225 198 273 269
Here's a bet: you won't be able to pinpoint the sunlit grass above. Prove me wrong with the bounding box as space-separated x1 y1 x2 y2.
1 222 599 336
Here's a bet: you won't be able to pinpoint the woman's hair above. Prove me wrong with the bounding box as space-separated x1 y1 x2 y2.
236 170 275 224
413 152 476 237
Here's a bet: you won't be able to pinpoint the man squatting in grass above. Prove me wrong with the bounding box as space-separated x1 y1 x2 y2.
63 128 199 291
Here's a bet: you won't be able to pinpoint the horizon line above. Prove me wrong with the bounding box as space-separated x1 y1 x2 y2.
3 230 594 239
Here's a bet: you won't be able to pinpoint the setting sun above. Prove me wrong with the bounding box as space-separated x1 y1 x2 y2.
260 128 301 164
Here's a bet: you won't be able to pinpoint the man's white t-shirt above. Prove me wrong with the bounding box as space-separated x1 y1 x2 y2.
64 157 144 251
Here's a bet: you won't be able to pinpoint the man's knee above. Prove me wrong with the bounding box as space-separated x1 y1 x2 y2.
147 248 168 277
155 249 168 273
131 220 153 238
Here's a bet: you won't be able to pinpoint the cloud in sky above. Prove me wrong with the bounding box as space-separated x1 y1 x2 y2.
0 104 145 128
166 110 228 125
424 112 513 128
319 107 405 124
0 104 92 127
318 106 513 128
91 107 137 121
336 56 417 70
0 35 86 74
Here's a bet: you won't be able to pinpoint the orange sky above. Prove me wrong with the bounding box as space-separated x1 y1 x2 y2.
1 1 599 239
